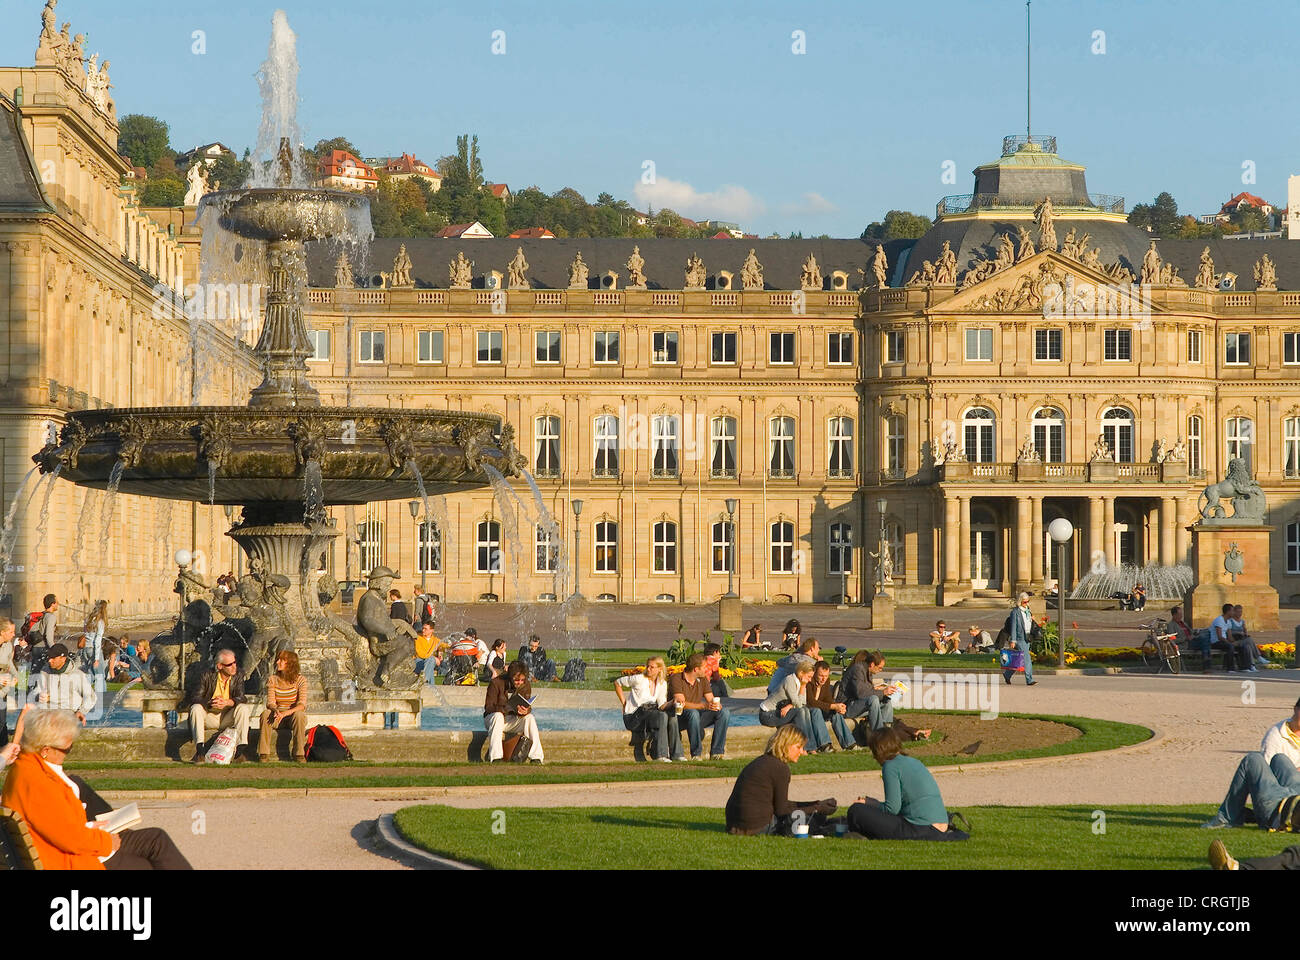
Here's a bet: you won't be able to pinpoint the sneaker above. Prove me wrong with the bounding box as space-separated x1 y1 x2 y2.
1208 839 1239 871
1245 666 1258 673
1200 815 1233 829
816 744 835 754
690 755 703 762
1026 680 1038 686
841 743 857 752
710 754 729 761
658 757 673 763
528 758 543 764
1257 658 1271 666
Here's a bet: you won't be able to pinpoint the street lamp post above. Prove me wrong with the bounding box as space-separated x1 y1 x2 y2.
725 498 738 598
1048 518 1075 668
875 497 888 597
223 504 237 578
175 549 192 694
571 499 584 599
408 500 426 595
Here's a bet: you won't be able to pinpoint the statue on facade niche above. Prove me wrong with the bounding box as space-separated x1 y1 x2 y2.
1155 437 1169 463
1017 435 1041 463
1139 241 1161 286
507 247 530 289
1194 246 1217 290
933 436 961 465
1254 254 1277 292
1198 457 1266 523
1034 196 1057 252
934 241 958 284
183 162 210 206
741 249 764 290
449 251 473 289
1015 227 1035 263
871 244 889 288
334 253 354 289
568 251 589 289
800 253 822 291
390 244 414 287
1168 436 1187 463
1090 433 1112 462
685 253 706 289
626 245 647 288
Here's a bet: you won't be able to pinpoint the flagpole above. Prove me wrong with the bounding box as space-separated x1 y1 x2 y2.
1026 0 1032 140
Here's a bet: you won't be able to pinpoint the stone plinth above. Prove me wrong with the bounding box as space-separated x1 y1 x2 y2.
1088 461 1117 481
1184 523 1279 630
1016 461 1044 481
870 594 895 630
717 595 742 633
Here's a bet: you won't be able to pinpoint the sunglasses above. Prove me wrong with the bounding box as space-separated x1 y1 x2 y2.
46 743 75 757
218 661 237 668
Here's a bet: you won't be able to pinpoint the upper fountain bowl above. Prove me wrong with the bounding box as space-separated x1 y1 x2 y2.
200 187 372 243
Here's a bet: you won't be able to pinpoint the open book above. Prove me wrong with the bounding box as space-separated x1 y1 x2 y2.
91 802 141 834
507 691 538 710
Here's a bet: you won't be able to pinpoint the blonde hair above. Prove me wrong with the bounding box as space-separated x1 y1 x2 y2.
21 709 80 753
765 724 807 761
645 655 666 674
793 661 815 678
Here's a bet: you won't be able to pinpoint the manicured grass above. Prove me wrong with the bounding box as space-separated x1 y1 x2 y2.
392 803 1288 870
74 712 1149 791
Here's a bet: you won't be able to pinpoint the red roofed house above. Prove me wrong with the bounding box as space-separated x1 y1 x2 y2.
383 153 442 192
507 227 555 239
1216 191 1275 220
486 183 511 202
436 221 494 239
315 150 378 192
711 231 732 239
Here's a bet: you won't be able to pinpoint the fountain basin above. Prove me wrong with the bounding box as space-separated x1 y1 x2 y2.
201 187 371 243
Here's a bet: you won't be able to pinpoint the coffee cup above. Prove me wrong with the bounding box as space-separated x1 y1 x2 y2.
792 823 809 838
675 700 684 716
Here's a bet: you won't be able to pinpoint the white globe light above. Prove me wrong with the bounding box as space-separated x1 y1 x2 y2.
175 549 193 567
1048 518 1074 543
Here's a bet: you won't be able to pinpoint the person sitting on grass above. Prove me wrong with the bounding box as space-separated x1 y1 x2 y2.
964 625 994 654
614 655 678 762
929 620 958 655
806 660 855 751
839 650 930 741
740 624 770 651
257 650 309 763
1201 699 1300 830
668 653 729 760
724 725 836 836
486 639 508 680
780 619 802 652
518 634 557 682
483 660 544 763
759 660 833 753
846 726 968 841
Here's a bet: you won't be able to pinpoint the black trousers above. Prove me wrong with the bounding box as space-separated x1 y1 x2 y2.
0 704 6 748
847 802 967 841
104 828 193 870
1212 639 1252 671
1240 845 1300 871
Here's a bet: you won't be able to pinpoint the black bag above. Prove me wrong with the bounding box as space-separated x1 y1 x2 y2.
561 657 586 683
510 735 533 762
995 612 1013 647
305 724 352 762
1029 621 1043 643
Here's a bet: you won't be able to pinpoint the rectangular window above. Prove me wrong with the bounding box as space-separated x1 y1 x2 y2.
1285 418 1300 479
1285 333 1300 366
710 417 737 478
1225 332 1252 365
1104 328 1132 361
884 331 904 364
416 521 441 574
595 521 618 573
1034 328 1062 361
828 332 854 365
653 521 678 574
1188 329 1202 364
476 521 501 574
477 330 503 363
830 417 855 479
594 415 619 477
359 330 385 363
359 510 383 575
1187 416 1203 475
711 521 734 575
769 417 796 478
770 332 796 365
965 328 993 361
770 521 795 574
417 330 444 364
652 415 679 477
535 330 561 364
535 526 559 573
307 329 330 362
1288 522 1300 575
711 332 737 365
652 331 679 364
534 416 561 478
594 331 620 364
829 523 853 577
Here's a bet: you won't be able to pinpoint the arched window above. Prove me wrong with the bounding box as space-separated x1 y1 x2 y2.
881 415 901 478
1032 407 1065 463
593 414 619 477
711 416 737 478
711 520 734 574
770 521 795 573
1101 407 1134 463
769 416 796 478
1225 417 1254 473
653 521 678 574
829 522 853 576
886 520 904 581
1187 415 1203 474
1288 521 1300 575
830 417 856 479
595 521 618 572
963 407 996 463
476 520 501 574
534 415 561 478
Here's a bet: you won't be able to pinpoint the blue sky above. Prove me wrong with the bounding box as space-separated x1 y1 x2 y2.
4 0 1296 236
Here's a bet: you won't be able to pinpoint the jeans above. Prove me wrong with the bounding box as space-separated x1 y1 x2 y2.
623 708 674 760
0 703 6 748
680 707 729 757
844 694 893 732
817 707 856 748
1213 753 1300 827
1240 846 1300 870
759 706 830 750
1003 638 1034 683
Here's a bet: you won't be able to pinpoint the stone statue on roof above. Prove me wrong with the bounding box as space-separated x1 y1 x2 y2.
507 247 530 289
1015 227 1035 263
334 253 354 289
568 251 589 289
871 245 889 288
685 253 706 289
1158 262 1183 286
1139 241 1161 286
934 241 958 284
69 32 86 74
626 245 647 289
36 0 61 64
1194 246 1217 290
184 162 210 206
741 249 764 290
1059 228 1079 260
449 251 473 289
1034 196 1057 252
800 253 823 291
1253 253 1277 292
390 244 414 287
994 232 1016 271
1081 247 1103 271
906 260 936 286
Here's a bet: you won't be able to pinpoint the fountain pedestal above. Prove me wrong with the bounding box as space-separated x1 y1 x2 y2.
1184 523 1279 630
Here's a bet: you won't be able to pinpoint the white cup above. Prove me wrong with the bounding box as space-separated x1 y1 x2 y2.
792 823 809 838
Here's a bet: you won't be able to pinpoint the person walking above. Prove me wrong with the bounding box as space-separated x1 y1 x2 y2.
1005 593 1037 686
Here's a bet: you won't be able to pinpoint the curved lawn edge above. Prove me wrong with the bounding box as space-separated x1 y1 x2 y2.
78 712 1151 791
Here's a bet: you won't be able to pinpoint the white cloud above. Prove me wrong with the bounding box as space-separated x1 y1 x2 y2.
633 176 765 221
780 192 838 216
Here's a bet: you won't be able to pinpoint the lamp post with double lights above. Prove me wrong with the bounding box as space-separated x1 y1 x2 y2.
1048 518 1074 668
875 497 888 597
571 499 584 599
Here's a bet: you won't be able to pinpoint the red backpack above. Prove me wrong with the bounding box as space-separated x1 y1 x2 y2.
18 611 43 642
305 724 352 762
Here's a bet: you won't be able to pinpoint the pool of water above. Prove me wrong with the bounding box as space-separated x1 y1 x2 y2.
419 706 759 732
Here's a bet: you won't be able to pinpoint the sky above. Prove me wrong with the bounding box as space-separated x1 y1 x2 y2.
3 0 1298 237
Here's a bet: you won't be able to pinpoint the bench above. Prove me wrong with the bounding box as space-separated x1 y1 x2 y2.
0 806 43 870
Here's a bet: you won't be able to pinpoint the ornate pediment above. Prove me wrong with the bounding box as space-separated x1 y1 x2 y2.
931 251 1162 317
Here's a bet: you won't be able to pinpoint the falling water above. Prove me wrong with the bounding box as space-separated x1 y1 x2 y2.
521 468 571 640
97 460 125 545
302 460 324 525
0 465 41 591
69 486 101 577
32 463 64 563
1070 562 1195 601
97 677 142 725
405 458 432 530
250 10 307 188
482 465 532 644
207 460 218 508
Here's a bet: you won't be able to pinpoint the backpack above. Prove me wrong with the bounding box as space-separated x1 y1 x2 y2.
18 612 43 642
995 612 1013 647
561 657 586 683
305 724 352 762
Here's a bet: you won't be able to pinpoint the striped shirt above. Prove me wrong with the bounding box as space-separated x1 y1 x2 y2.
267 674 307 711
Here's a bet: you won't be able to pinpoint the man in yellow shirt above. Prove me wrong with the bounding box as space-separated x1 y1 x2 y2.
414 620 446 684
179 650 253 762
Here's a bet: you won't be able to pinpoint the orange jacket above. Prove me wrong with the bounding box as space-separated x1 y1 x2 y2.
1 751 112 870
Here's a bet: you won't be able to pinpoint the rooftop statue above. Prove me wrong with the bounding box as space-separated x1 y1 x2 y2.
184 162 210 207
800 253 823 291
507 247 530 289
1139 241 1161 286
741 249 764 290
871 244 889 288
1254 254 1277 292
449 251 473 289
334 252 354 289
685 253 707 289
626 245 647 289
568 251 589 289
1090 433 1112 463
1015 227 1035 263
389 244 413 287
1194 246 1217 291
1034 196 1057 252
934 241 958 284
994 232 1016 271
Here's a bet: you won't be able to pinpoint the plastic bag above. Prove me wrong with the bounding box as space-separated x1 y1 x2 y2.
204 726 239 765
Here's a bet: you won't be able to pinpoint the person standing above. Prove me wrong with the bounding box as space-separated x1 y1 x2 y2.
179 649 253 763
1005 593 1037 686
388 589 411 625
0 619 19 747
257 650 309 762
31 644 97 724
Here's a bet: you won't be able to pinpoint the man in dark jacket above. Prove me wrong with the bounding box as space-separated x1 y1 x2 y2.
517 635 557 681
179 649 252 762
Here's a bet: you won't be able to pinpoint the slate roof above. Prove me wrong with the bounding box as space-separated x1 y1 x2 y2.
1152 238 1300 291
0 94 54 214
307 236 916 290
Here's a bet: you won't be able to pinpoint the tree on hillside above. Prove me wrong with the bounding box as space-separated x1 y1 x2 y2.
309 137 362 163
118 115 172 169
654 208 685 238
861 209 932 241
203 150 251 191
1128 191 1180 236
438 134 485 192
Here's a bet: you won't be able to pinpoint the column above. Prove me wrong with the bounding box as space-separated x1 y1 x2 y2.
942 495 959 586
1030 495 1044 585
1088 497 1103 575
958 496 971 588
1175 496 1193 566
1102 496 1116 568
1159 497 1176 566
1014 496 1031 591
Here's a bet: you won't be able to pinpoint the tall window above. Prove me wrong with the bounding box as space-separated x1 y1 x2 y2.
534 415 561 477
711 332 737 364
1104 328 1132 361
417 521 441 574
829 523 853 576
476 521 501 574
1101 407 1135 463
965 328 993 361
652 331 679 364
652 415 679 477
535 330 561 364
886 521 904 582
594 414 619 477
710 417 737 478
1188 329 1202 363
770 521 795 573
1225 417 1254 471
418 330 444 364
1225 332 1251 365
1034 328 1062 361
594 331 620 363
535 526 559 573
770 332 796 364
359 330 385 363
711 521 734 574
1285 418 1300 478
828 332 854 365
359 509 383 575
884 331 904 364
477 330 503 363
830 417 856 479
1187 415 1203 474
769 417 796 478
1284 332 1300 366
653 520 678 574
595 521 618 572
1032 407 1065 463
1288 522 1300 575
880 415 902 478
963 407 996 463
308 329 330 362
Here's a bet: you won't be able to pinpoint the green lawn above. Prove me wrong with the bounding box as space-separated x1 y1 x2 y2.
392 803 1288 870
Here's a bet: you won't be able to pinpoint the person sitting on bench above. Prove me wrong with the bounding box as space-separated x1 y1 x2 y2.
614 656 677 762
1210 603 1252 672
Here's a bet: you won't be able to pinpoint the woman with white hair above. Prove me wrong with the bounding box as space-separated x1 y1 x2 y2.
1 709 192 870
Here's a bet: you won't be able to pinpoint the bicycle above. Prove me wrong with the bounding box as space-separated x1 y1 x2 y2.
1139 619 1182 674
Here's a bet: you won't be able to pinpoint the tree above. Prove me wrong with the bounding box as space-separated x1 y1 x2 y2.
861 209 932 241
204 151 250 191
309 137 361 163
118 115 172 169
1129 192 1180 236
654 208 684 238
140 177 185 207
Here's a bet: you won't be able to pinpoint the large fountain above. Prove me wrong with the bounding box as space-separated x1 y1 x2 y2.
31 12 526 703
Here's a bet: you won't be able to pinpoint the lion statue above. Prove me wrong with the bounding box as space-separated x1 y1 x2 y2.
1198 458 1266 523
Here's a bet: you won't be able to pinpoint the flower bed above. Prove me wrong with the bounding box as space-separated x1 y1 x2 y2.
622 660 777 679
